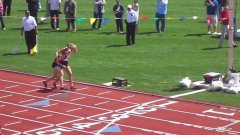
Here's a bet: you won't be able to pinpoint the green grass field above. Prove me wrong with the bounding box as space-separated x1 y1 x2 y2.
1 0 240 107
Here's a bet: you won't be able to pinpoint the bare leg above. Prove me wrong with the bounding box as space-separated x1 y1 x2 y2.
65 66 75 89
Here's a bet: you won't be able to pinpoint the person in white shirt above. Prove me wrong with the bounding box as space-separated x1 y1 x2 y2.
132 0 139 32
21 11 38 54
125 4 137 45
48 0 61 30
92 0 106 30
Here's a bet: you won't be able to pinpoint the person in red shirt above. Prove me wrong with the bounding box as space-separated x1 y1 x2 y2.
218 6 237 48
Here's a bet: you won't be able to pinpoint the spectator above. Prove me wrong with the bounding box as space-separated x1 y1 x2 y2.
155 0 168 33
92 0 106 30
21 11 38 54
0 0 6 30
132 0 139 32
125 4 137 45
3 0 11 16
204 0 219 35
26 0 39 23
113 0 124 33
218 6 237 48
64 0 77 32
48 0 61 30
217 0 227 15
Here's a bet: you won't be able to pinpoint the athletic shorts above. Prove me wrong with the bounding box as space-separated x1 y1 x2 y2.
207 15 218 26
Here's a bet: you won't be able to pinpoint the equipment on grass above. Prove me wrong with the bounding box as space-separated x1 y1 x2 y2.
203 72 222 84
112 77 128 87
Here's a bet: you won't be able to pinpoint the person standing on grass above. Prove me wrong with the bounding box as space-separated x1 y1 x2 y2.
125 4 137 45
3 0 11 16
21 10 38 54
26 0 39 23
0 0 6 30
64 0 77 32
48 0 61 30
113 0 124 33
204 0 218 35
132 0 139 32
218 6 237 48
155 0 168 33
92 0 106 30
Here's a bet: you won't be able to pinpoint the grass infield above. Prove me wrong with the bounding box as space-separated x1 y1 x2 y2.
0 0 240 107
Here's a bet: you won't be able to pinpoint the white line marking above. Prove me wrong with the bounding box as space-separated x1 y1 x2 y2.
75 87 89 91
170 89 207 98
1 127 21 134
0 79 137 106
25 89 41 93
0 94 13 99
94 99 167 135
4 85 19 89
70 97 86 101
36 114 53 119
66 108 82 112
0 105 6 108
4 121 22 126
121 95 135 99
11 109 29 114
0 111 54 126
97 91 111 95
18 99 35 103
203 109 235 116
94 101 110 106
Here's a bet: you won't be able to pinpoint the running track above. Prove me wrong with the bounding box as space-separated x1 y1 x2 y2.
0 69 240 135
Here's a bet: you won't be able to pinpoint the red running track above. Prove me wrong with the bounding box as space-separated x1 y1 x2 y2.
0 69 240 135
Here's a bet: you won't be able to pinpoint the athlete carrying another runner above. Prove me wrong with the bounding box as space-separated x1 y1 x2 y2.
43 43 77 90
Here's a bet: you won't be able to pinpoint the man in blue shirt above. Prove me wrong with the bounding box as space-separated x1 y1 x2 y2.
204 0 219 35
155 0 168 33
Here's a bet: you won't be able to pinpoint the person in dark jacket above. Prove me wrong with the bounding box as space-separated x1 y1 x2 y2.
113 0 124 33
3 0 12 16
26 0 39 23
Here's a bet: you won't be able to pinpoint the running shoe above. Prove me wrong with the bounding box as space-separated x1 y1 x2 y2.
43 81 47 88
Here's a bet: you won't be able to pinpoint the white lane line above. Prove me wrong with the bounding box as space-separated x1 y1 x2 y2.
4 121 22 127
25 89 41 93
75 87 89 91
4 85 19 89
0 79 137 106
94 89 207 135
18 99 35 103
0 88 111 113
97 91 111 95
0 100 82 118
31 80 45 84
70 97 85 101
0 105 6 108
36 114 53 119
170 89 207 98
66 108 82 113
42 103 58 107
121 95 135 100
11 110 29 114
94 101 110 106
0 94 13 99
